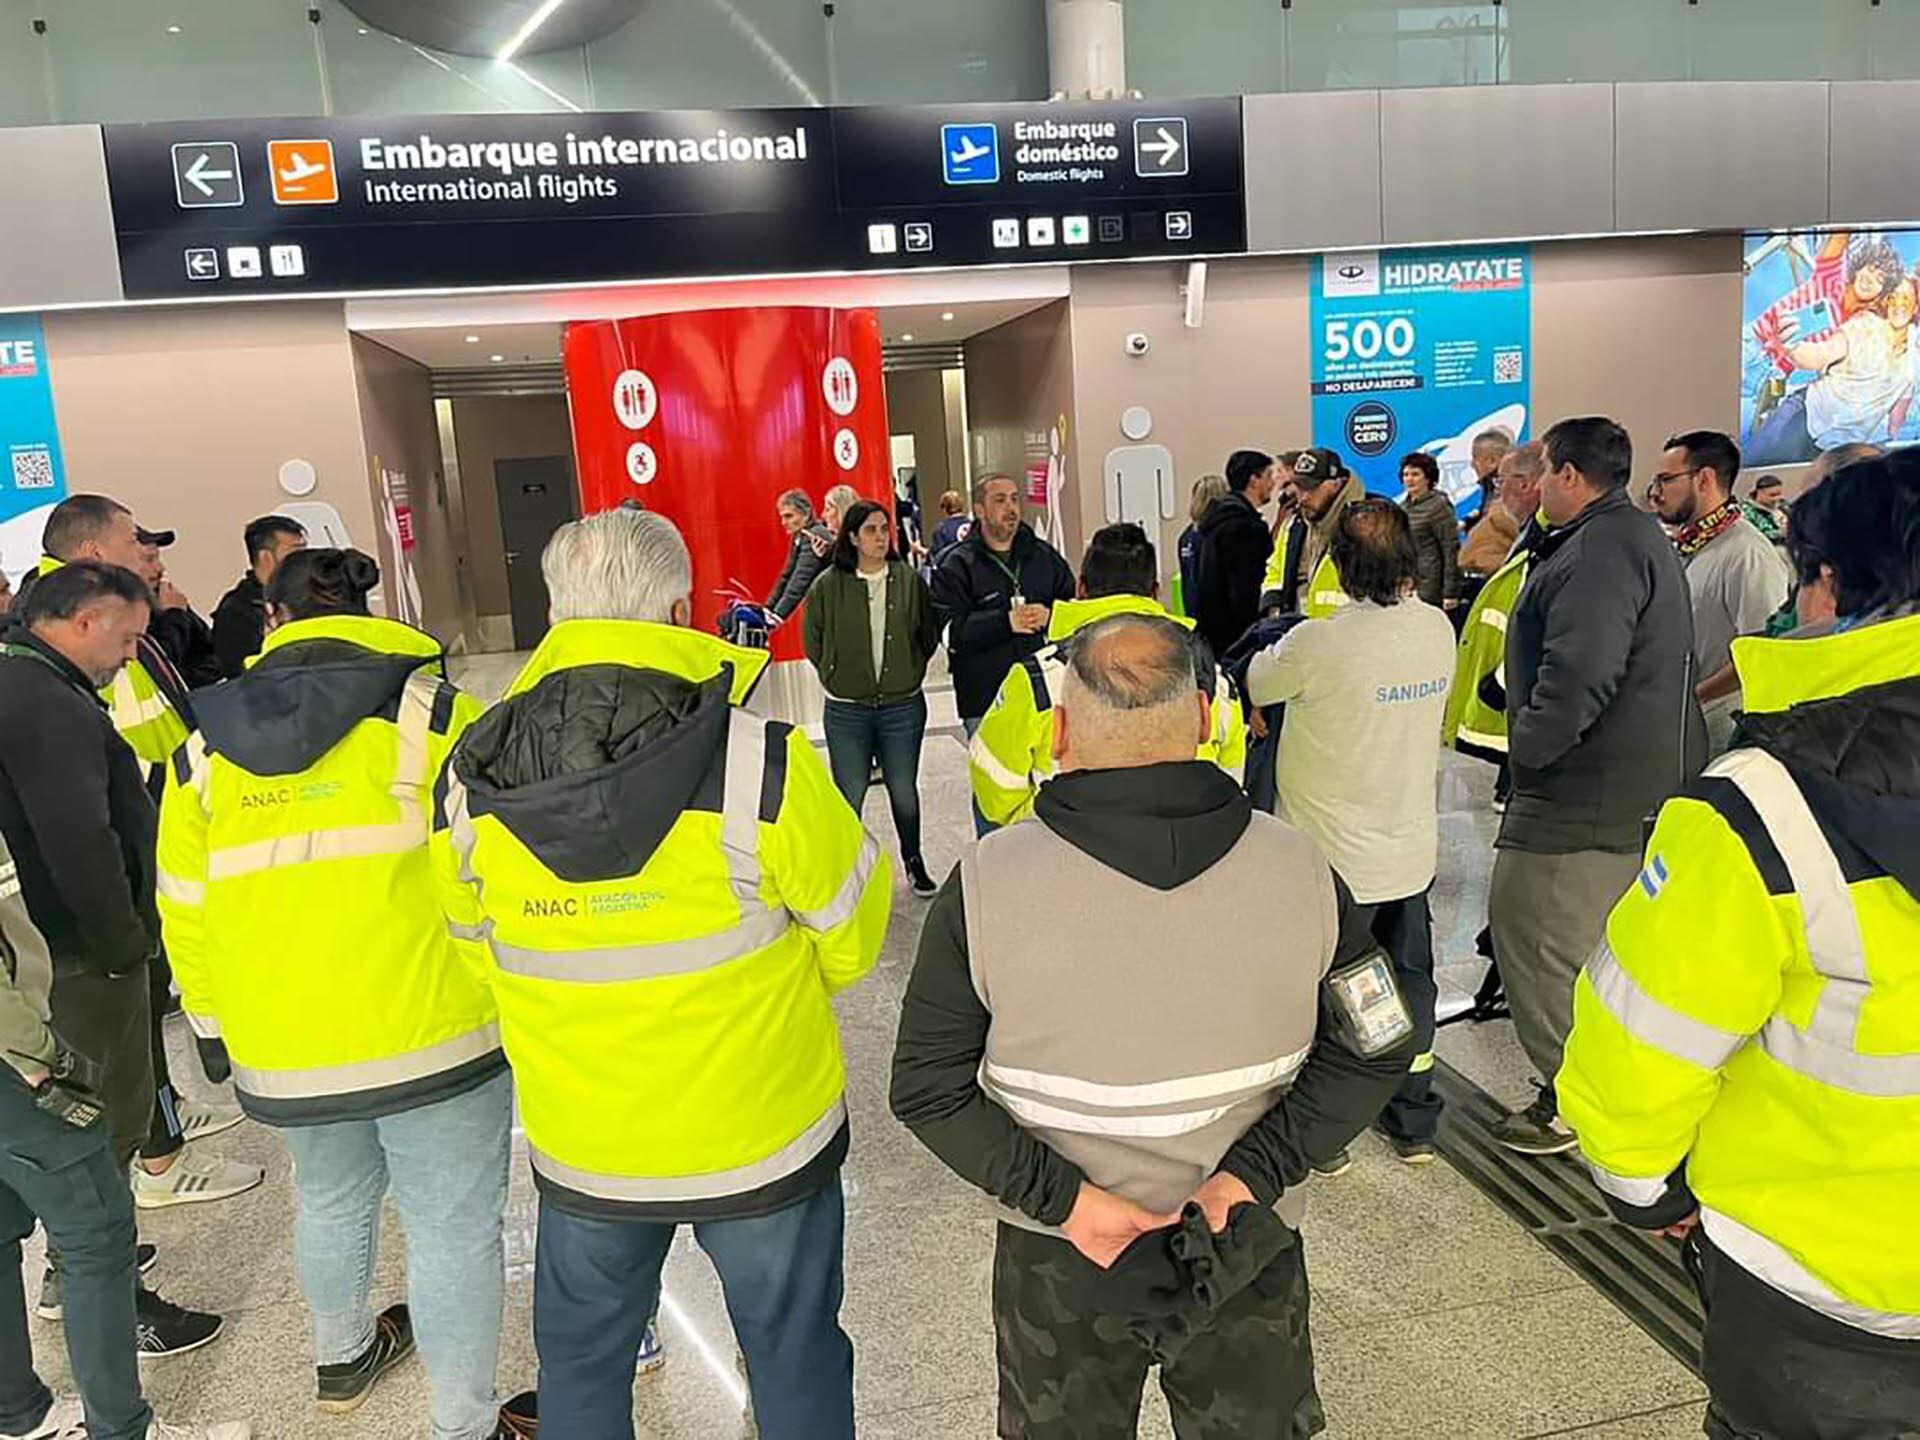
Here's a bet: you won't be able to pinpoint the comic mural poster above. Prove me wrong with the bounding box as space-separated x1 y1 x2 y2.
1743 230 1920 464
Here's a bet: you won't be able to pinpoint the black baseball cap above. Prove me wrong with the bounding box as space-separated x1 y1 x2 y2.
1291 448 1350 485
136 526 175 548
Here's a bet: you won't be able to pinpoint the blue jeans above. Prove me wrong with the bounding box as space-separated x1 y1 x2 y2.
0 1070 149 1440
281 1072 512 1440
1243 706 1281 815
534 1183 854 1440
823 694 927 862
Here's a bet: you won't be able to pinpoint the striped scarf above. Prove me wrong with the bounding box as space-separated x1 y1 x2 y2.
1674 499 1743 560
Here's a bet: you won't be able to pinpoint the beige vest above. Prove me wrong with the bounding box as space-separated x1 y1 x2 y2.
962 813 1338 1233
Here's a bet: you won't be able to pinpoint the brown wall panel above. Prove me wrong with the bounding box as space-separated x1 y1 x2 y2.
44 302 381 618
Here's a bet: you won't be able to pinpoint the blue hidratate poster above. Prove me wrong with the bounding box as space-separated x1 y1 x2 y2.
1741 229 1920 465
0 315 67 581
1310 245 1530 511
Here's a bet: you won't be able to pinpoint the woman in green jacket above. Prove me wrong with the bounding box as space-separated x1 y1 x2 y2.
803 500 943 897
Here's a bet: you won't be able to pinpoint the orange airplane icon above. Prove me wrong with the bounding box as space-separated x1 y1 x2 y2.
268 139 339 205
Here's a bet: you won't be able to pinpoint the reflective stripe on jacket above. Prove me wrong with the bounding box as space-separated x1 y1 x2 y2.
1558 613 1920 1336
967 594 1246 828
431 619 891 1221
36 556 192 765
1443 548 1530 760
157 615 500 1125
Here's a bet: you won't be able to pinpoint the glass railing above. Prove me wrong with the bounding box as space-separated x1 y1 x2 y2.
1 0 1914 128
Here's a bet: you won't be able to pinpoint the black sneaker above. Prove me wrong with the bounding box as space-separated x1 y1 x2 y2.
1492 1085 1579 1157
1374 1124 1438 1165
904 855 939 900
317 1304 416 1413
135 1288 223 1360
36 1246 157 1321
494 1390 538 1438
1311 1148 1353 1178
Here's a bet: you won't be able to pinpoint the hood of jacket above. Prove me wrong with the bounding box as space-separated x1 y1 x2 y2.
1197 490 1266 543
452 620 768 884
1733 613 1920 893
194 614 443 776
1045 592 1194 643
1035 761 1252 892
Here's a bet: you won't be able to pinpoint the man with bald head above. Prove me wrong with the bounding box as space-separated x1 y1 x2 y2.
893 613 1415 1439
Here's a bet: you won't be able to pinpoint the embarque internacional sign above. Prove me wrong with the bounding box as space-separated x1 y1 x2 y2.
1310 245 1532 509
101 99 1245 300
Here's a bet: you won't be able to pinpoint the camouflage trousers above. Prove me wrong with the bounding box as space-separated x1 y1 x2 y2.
992 1223 1326 1440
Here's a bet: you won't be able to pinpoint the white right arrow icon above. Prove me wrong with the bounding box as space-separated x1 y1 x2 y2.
1141 126 1182 168
184 151 234 197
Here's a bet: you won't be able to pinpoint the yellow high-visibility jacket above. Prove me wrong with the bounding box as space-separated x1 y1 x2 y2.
968 594 1247 828
157 614 500 1125
1259 528 1347 621
432 619 890 1219
1443 544 1531 760
1559 612 1920 1337
34 556 191 765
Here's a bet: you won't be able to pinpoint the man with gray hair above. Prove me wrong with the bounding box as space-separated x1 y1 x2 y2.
893 612 1415 1438
765 488 830 623
1467 427 1515 525
434 506 891 1439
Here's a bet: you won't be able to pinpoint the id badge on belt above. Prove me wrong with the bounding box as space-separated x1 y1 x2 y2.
1325 948 1415 1057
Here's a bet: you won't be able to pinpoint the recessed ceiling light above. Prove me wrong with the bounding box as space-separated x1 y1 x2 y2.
357 26 369 34
490 354 506 363
941 311 955 322
166 24 182 33
900 333 915 342
465 334 480 343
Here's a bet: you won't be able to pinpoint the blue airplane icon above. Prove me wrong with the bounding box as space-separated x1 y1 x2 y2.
941 123 1000 185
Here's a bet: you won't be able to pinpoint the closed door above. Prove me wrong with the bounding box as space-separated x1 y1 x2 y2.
494 456 578 650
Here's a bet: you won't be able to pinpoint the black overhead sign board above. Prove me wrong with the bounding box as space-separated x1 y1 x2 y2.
100 98 1245 301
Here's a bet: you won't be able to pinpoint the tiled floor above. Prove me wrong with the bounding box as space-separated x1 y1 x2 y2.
15 661 1709 1438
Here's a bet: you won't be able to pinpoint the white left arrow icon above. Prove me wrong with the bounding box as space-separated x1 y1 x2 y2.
184 151 234 197
1140 125 1182 169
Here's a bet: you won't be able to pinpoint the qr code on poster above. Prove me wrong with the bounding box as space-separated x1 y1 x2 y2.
10 447 55 491
1493 348 1524 385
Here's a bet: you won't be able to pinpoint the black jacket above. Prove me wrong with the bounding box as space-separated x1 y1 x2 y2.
1403 490 1461 607
211 572 269 680
0 635 157 978
931 523 1076 720
890 762 1412 1225
148 605 222 690
1192 491 1274 660
1502 488 1707 854
765 525 831 621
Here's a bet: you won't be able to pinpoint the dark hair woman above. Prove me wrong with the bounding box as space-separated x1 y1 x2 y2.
157 546 513 1418
1397 451 1460 609
802 500 944 897
263 546 380 624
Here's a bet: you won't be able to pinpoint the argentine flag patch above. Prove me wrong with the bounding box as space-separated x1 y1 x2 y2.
1638 854 1671 901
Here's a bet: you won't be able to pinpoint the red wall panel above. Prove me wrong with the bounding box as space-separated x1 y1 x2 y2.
565 306 892 660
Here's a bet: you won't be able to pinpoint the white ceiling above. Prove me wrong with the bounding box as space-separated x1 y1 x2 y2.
346 265 1070 369
356 295 1053 369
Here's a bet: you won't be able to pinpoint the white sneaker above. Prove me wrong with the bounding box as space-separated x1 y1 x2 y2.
176 1097 245 1143
0 1395 85 1439
148 1420 251 1440
132 1151 264 1210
